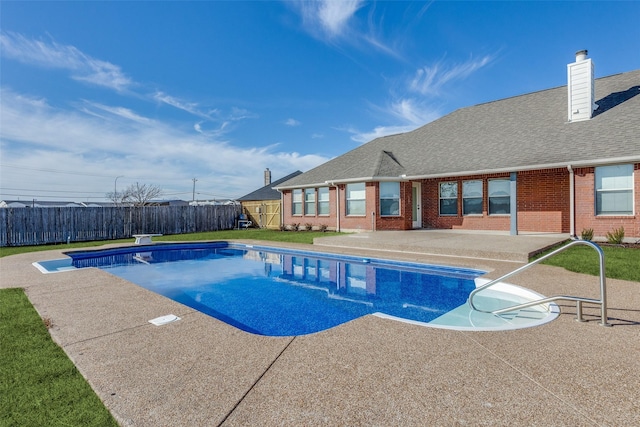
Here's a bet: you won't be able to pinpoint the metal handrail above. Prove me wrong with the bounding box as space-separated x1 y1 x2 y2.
468 240 611 326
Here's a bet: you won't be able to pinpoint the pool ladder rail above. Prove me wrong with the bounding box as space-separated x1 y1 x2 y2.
468 240 611 327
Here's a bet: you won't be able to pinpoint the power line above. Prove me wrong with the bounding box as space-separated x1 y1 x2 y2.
0 163 116 178
0 187 107 195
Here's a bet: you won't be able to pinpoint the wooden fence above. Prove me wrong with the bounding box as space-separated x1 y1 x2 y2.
0 205 242 247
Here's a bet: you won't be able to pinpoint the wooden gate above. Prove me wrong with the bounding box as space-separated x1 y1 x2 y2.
240 200 281 229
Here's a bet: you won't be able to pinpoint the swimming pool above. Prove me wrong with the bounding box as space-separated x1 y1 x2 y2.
35 242 558 334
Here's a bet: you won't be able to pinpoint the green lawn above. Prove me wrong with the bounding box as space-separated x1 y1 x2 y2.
537 243 640 282
0 288 119 427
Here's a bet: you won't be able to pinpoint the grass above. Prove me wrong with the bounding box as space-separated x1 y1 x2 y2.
0 228 342 258
536 243 640 282
0 288 119 427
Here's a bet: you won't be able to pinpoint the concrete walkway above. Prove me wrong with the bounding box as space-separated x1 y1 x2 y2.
314 229 570 262
1 232 639 426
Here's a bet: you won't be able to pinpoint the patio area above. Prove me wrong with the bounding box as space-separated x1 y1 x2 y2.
1 231 639 426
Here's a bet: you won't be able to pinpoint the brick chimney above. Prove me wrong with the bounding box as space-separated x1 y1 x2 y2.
264 168 272 186
567 50 597 122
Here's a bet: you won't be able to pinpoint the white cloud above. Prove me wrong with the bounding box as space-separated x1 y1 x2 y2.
153 91 216 120
0 88 328 201
317 0 363 37
81 101 153 124
290 0 397 56
387 98 440 126
347 124 417 144
295 0 363 38
410 54 496 96
285 118 301 127
0 31 132 91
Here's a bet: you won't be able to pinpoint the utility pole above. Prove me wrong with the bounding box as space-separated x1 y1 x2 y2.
192 178 198 202
114 175 123 205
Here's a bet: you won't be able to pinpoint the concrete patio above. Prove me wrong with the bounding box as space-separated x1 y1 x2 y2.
1 230 639 426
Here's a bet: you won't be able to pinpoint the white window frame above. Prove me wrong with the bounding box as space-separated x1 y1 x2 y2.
462 180 483 215
292 189 302 216
346 183 366 216
488 179 510 215
595 164 634 215
439 182 458 216
379 182 401 216
304 188 316 216
318 187 330 216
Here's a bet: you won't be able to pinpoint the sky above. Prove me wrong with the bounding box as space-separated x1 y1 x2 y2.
1 1 639 202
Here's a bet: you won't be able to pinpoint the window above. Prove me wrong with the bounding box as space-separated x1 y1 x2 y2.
488 179 510 215
304 188 316 215
463 180 483 215
439 182 458 216
318 187 330 215
380 182 400 216
292 189 302 215
596 164 633 215
346 183 366 216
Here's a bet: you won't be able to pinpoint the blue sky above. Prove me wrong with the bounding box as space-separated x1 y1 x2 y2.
1 1 639 202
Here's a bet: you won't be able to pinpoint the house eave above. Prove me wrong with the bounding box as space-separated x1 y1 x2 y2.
401 156 640 180
274 175 411 191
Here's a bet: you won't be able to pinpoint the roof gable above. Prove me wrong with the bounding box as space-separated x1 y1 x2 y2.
238 171 303 201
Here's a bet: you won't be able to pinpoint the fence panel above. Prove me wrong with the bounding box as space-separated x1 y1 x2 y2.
0 205 241 247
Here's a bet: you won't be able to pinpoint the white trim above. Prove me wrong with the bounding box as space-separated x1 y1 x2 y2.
401 156 640 180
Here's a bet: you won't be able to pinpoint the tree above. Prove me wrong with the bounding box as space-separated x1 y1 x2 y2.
120 182 163 207
105 190 126 206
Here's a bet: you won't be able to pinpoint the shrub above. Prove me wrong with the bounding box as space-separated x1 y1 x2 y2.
606 226 625 244
320 224 328 232
305 223 313 231
291 223 300 231
580 228 594 241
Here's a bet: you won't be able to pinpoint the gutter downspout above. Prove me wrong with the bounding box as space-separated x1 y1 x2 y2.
328 182 340 232
277 189 284 230
568 165 576 238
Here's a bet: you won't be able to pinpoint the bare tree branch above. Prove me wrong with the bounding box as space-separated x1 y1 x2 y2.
120 182 163 206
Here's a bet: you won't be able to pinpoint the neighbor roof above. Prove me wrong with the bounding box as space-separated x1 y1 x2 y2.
237 171 303 201
277 69 640 189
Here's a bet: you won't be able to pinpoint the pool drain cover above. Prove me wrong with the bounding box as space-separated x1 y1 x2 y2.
149 314 180 326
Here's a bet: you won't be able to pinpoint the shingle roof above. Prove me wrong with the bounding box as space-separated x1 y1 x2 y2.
278 69 639 188
237 171 303 201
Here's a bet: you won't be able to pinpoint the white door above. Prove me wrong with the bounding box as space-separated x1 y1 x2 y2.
412 182 422 228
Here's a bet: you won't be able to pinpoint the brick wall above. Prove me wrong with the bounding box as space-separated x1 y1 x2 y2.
574 163 639 239
517 169 570 233
421 169 570 233
281 163 639 237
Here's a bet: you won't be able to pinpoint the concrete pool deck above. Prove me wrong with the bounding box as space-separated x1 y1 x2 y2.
1 230 639 426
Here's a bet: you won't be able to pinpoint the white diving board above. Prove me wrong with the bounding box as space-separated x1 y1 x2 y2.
132 234 163 245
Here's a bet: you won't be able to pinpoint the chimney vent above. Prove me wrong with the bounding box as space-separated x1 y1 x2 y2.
264 168 272 186
575 49 588 61
567 49 597 122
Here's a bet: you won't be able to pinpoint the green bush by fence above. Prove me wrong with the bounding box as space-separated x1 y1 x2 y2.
0 205 242 247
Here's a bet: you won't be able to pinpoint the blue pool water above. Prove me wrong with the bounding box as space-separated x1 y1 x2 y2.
61 242 486 336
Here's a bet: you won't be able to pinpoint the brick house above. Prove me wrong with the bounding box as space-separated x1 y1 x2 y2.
276 52 639 240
